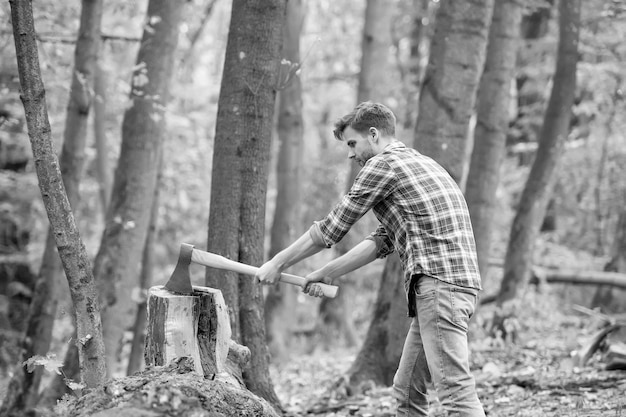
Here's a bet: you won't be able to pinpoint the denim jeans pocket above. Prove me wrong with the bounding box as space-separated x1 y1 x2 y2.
450 286 477 331
414 276 437 300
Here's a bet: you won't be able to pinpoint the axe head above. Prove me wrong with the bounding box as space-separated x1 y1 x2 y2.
164 243 195 295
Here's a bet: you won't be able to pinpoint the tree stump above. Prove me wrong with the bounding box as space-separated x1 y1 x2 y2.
55 286 276 417
145 285 249 385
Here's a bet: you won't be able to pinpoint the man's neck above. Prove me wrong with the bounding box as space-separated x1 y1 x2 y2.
373 136 395 154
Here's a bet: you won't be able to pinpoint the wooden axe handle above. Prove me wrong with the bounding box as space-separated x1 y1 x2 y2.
190 249 339 298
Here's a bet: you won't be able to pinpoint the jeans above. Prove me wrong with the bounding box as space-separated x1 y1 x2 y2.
393 276 485 417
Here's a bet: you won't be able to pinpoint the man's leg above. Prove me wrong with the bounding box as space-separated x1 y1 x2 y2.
392 281 432 416
416 277 485 417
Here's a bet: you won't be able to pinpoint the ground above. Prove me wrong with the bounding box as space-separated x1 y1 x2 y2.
270 290 626 417
1 283 624 417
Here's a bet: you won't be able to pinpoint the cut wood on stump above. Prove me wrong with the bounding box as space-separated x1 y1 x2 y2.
145 285 249 385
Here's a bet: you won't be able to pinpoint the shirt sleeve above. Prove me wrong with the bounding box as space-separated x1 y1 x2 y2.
315 157 397 247
365 223 395 258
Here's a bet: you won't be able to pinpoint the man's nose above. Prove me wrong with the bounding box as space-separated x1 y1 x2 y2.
348 149 355 159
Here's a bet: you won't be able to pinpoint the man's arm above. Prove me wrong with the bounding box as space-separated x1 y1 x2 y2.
256 230 325 284
303 238 378 297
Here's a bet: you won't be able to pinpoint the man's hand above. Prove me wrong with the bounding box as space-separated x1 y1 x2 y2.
303 271 334 298
256 260 282 285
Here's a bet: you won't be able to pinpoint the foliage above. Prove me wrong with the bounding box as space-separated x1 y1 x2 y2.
23 354 64 375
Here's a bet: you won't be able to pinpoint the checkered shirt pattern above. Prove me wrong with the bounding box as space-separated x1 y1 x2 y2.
314 141 481 292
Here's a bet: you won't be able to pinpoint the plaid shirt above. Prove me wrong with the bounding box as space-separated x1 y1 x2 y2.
314 141 481 304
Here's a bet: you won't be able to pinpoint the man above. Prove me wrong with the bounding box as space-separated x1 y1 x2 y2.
256 102 485 416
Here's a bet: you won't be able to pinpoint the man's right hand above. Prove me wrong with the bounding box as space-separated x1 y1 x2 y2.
303 271 334 298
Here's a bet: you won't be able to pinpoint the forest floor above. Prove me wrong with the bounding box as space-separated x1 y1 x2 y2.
270 290 626 417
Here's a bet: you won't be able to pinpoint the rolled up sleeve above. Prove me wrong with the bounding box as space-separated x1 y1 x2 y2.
366 224 394 258
309 222 332 248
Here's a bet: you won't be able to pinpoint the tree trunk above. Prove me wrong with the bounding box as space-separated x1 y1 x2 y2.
127 161 162 375
2 0 103 409
344 0 395 190
94 60 112 216
8 0 106 391
346 254 408 388
592 207 626 313
321 0 396 354
465 0 522 285
264 0 304 363
94 0 183 376
205 0 285 409
401 0 435 131
497 0 581 304
346 0 493 389
414 0 494 188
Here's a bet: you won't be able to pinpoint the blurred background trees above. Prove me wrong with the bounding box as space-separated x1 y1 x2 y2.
1 0 625 414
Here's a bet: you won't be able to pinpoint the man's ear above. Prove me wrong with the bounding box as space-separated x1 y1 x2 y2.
369 127 378 142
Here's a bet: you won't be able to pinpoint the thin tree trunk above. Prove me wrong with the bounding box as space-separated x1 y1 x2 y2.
126 153 162 375
592 205 626 312
206 0 285 409
414 0 494 188
321 0 395 353
344 0 395 189
264 0 304 362
401 0 435 131
465 0 522 285
2 0 103 408
94 60 112 215
95 0 184 375
346 254 407 387
8 0 106 393
497 0 581 304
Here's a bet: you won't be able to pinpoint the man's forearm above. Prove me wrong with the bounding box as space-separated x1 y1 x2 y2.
271 231 325 270
317 239 378 279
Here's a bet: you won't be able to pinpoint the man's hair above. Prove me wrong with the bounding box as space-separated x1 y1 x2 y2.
333 101 396 141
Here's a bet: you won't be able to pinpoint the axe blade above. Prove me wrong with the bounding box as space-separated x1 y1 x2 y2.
164 243 195 295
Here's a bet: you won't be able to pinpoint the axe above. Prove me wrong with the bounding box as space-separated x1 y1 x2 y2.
165 243 339 298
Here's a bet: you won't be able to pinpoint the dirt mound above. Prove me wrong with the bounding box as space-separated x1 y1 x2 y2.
55 358 279 417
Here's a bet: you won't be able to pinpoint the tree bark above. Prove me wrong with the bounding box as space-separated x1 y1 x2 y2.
497 0 581 304
321 0 396 356
127 160 162 375
2 0 104 409
94 0 184 376
264 0 304 362
401 0 435 131
344 0 395 190
592 207 626 312
94 60 112 216
8 0 106 392
414 0 494 188
465 0 522 285
346 254 408 388
205 0 285 408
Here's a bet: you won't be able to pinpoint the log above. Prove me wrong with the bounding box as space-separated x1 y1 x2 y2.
532 267 626 289
574 323 620 366
605 342 626 370
145 285 247 382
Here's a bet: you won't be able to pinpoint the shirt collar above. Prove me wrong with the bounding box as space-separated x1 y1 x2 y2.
382 140 407 153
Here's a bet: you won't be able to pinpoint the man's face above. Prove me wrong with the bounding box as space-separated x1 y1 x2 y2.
343 127 375 167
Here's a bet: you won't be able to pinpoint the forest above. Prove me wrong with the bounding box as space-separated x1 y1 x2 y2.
1 0 626 416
